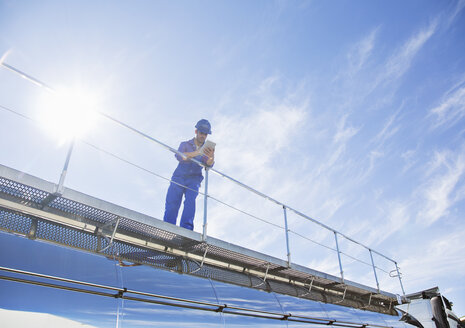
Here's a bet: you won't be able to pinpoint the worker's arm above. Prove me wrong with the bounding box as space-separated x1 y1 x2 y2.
175 141 201 161
182 149 202 160
176 142 214 166
183 148 214 167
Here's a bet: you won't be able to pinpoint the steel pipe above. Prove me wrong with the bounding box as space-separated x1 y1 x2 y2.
283 206 291 266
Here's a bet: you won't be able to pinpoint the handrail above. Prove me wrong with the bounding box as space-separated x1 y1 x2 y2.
0 61 405 295
99 108 396 263
102 109 396 263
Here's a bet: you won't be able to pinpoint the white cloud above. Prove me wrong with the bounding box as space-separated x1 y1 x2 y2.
338 20 437 106
366 150 384 176
368 200 411 246
306 254 341 276
318 197 346 221
401 148 418 173
400 229 465 289
372 108 402 146
429 85 465 128
213 76 308 179
257 76 280 95
446 0 465 27
337 197 412 266
346 28 378 76
333 114 360 144
380 20 437 85
329 20 437 117
418 149 465 225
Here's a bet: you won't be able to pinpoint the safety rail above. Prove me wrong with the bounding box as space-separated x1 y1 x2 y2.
0 61 405 297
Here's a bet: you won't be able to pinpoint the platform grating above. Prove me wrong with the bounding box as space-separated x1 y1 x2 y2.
36 220 102 252
49 197 118 224
0 173 398 314
0 209 32 235
0 177 50 205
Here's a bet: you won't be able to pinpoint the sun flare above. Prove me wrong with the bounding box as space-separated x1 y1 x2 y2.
37 87 99 143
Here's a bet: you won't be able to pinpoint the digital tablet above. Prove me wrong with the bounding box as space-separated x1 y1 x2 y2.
200 140 216 155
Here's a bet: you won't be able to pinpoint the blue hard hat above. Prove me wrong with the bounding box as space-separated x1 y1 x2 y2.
195 119 212 134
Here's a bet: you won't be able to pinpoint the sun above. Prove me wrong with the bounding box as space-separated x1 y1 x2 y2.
36 86 99 143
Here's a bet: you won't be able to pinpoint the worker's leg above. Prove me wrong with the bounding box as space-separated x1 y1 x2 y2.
163 180 185 225
180 178 200 230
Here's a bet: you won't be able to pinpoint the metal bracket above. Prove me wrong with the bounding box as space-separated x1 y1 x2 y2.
27 218 38 239
300 276 315 297
39 193 60 209
281 314 290 321
113 288 127 298
96 217 120 253
361 293 373 309
263 263 270 282
252 263 270 288
189 245 209 274
335 286 347 303
308 276 314 292
216 304 227 313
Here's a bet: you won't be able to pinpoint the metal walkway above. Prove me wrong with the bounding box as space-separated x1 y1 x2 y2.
0 164 400 314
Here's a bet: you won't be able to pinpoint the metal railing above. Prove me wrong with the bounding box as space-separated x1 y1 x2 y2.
0 61 405 296
0 266 393 327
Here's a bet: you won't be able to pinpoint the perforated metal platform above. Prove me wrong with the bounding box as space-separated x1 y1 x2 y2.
0 164 400 314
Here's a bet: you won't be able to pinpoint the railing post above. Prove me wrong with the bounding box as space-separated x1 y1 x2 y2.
334 232 344 283
202 168 209 242
282 206 291 267
56 138 75 194
395 262 406 296
369 249 380 293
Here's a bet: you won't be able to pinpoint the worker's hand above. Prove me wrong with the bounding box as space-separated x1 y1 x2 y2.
204 147 215 166
203 147 214 159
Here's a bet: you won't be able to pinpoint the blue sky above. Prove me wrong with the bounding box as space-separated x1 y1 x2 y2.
1 0 465 318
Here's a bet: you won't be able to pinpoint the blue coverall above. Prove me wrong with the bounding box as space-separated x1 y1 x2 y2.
163 138 210 230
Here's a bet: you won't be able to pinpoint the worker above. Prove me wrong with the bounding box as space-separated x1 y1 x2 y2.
163 119 215 230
